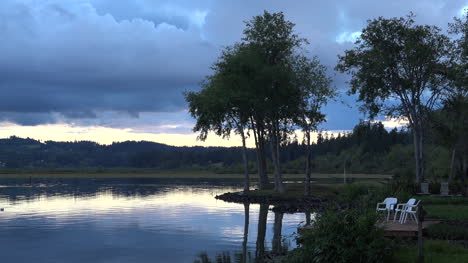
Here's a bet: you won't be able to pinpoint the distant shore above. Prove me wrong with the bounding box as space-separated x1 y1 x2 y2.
0 168 392 180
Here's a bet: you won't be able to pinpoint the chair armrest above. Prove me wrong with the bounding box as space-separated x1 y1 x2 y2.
395 203 406 210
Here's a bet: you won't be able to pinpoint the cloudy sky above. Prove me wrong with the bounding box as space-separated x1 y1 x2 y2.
0 0 466 146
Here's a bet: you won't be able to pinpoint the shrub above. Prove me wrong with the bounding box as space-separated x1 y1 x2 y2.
284 209 392 263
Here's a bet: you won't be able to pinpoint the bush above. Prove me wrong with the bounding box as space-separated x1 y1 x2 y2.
334 182 415 212
284 209 392 263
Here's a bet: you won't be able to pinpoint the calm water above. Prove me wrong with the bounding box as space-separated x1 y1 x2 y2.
0 178 309 262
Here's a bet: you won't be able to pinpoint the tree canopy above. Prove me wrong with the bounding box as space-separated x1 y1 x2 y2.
336 13 451 185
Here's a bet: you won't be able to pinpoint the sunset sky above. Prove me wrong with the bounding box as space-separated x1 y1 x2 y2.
0 0 466 146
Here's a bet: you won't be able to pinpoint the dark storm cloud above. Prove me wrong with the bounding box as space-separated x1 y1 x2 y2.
0 0 466 130
0 0 216 126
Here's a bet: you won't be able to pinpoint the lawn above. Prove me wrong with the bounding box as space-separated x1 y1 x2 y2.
419 195 468 205
425 205 468 220
391 240 468 263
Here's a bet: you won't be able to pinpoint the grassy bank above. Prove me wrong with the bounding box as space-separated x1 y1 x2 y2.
391 240 468 263
0 168 392 180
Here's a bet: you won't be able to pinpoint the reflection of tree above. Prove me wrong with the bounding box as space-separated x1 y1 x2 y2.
193 252 233 263
305 209 312 226
242 203 250 263
194 203 253 263
0 178 246 202
255 204 268 262
272 211 283 255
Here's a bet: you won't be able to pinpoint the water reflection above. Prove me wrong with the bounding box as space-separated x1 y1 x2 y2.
256 203 269 261
0 179 308 263
242 203 250 263
193 203 296 263
272 211 284 256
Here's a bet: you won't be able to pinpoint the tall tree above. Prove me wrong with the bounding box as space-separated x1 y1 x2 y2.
293 56 334 196
431 96 468 181
242 11 307 193
185 46 253 191
441 10 468 184
186 43 279 191
336 14 451 186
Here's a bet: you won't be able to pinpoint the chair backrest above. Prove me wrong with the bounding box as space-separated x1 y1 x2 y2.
407 198 416 205
405 200 420 212
384 197 398 209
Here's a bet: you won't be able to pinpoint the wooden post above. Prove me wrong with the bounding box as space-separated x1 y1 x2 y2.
417 202 424 263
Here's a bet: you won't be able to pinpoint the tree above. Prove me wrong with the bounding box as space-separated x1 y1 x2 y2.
336 14 451 186
431 96 468 181
185 45 255 192
293 56 334 195
448 11 467 93
445 11 468 183
242 11 307 193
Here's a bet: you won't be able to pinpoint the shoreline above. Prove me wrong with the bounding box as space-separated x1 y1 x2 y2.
0 169 392 180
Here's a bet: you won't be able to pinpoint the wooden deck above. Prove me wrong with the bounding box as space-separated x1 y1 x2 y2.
298 220 440 238
379 220 440 237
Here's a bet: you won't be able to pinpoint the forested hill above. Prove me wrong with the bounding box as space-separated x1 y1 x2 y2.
0 121 446 176
0 136 249 169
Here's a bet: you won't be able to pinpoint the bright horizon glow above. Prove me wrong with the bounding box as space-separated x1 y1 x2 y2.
0 117 408 147
0 123 356 147
0 123 255 147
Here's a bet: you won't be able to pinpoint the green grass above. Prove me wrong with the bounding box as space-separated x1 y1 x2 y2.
425 205 468 220
419 196 468 205
391 240 468 263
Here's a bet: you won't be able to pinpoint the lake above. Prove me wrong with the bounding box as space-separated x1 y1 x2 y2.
0 178 309 262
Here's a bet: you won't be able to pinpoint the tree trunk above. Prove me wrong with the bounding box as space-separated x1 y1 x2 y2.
463 153 468 196
272 211 284 255
305 209 312 226
251 119 269 190
269 122 285 193
413 124 425 186
258 132 269 189
304 130 312 196
463 153 468 180
449 148 456 182
275 122 285 193
240 127 250 192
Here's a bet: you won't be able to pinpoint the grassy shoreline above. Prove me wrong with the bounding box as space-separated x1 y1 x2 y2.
0 168 393 180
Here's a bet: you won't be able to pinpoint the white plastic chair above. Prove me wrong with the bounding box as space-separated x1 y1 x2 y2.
400 200 421 224
376 197 398 221
393 198 417 222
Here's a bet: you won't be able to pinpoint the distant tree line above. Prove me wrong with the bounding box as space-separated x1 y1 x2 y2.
0 118 463 188
0 122 411 173
0 122 408 170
